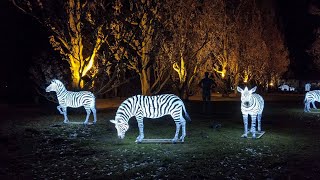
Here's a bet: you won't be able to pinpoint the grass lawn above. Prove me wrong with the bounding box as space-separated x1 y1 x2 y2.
3 94 320 179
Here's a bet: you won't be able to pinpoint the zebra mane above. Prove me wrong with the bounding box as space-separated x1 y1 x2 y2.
51 79 67 90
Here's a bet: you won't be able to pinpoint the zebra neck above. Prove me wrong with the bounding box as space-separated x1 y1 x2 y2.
56 89 67 96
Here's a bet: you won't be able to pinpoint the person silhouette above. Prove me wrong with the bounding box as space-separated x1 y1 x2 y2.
199 72 216 101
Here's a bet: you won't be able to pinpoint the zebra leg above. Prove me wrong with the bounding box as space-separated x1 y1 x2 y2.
257 114 262 132
57 105 64 114
136 118 144 143
172 122 181 143
312 101 317 109
83 108 91 125
91 108 97 124
251 114 257 138
62 107 69 123
179 119 186 142
242 114 248 138
307 102 311 112
304 102 308 112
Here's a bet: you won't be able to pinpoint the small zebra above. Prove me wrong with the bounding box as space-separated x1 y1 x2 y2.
304 90 320 112
237 86 264 138
278 84 290 91
45 79 97 124
110 94 191 143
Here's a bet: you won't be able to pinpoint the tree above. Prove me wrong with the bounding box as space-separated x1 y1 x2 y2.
161 0 216 99
308 1 320 69
29 51 70 103
201 0 243 94
260 0 289 88
119 0 169 95
12 0 110 89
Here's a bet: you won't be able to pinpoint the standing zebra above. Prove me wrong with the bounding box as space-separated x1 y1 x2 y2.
110 94 191 143
45 79 97 125
304 90 320 112
237 86 264 138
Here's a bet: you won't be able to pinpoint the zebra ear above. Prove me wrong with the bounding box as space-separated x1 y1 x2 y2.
237 86 243 93
110 120 116 124
250 86 257 93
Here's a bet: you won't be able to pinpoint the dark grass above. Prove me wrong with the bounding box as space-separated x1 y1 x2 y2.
3 95 320 179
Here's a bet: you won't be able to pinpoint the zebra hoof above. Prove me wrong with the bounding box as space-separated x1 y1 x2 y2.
135 140 142 144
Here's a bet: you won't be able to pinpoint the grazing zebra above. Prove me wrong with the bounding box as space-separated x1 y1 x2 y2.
45 79 97 125
237 86 264 138
278 84 290 91
304 90 320 112
278 84 295 92
110 94 191 143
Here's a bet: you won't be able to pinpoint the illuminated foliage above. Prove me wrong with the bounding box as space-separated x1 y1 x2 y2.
12 0 110 89
14 0 290 97
117 0 168 95
161 0 214 98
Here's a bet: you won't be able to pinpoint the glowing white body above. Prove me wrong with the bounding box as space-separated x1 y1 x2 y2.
237 86 264 138
305 83 311 92
278 84 295 91
110 94 191 143
46 79 97 124
304 90 320 112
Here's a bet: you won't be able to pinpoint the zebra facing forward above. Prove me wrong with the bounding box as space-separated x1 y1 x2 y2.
304 90 320 112
110 94 191 143
46 79 97 125
237 86 264 138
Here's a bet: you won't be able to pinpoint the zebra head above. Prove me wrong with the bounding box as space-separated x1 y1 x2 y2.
237 86 257 107
110 118 129 139
46 79 65 92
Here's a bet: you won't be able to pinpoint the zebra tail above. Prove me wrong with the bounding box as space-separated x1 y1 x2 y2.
182 103 191 121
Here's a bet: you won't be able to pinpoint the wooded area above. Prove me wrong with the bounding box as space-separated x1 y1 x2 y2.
12 0 293 98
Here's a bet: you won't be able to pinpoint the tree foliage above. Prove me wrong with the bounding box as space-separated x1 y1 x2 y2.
13 0 290 98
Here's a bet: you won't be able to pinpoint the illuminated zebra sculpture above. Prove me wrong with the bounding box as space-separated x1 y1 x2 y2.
45 79 97 125
110 94 191 143
237 86 264 138
304 90 320 112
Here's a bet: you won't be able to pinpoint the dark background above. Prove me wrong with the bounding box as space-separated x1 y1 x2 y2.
0 0 319 103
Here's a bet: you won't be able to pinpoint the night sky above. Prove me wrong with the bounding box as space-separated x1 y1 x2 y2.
1 0 319 103
277 0 319 79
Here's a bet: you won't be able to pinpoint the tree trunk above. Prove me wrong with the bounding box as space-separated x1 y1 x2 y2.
140 69 151 95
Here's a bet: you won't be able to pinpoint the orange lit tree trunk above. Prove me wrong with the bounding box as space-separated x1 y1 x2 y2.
12 0 107 89
125 0 163 96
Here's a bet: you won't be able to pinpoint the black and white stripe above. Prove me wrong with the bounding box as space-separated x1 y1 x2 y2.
237 86 264 138
110 94 191 143
304 90 320 112
46 79 97 124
